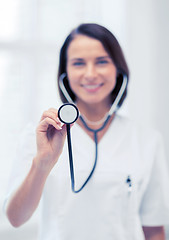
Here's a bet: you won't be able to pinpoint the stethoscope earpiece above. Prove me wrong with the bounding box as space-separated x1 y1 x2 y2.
58 103 79 124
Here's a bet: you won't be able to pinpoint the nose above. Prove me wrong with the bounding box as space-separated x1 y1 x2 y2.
84 63 97 81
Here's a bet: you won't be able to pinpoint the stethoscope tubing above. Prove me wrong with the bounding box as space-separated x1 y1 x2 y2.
66 115 111 193
66 124 98 193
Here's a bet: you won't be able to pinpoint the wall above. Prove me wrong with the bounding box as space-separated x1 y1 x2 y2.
0 0 169 239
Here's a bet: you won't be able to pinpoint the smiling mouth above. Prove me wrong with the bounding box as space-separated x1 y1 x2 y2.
82 83 103 90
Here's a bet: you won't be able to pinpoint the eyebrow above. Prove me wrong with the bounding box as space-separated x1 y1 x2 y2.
69 56 111 62
69 58 84 62
96 56 111 60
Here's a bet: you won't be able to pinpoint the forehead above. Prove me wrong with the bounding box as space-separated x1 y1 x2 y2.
67 34 109 59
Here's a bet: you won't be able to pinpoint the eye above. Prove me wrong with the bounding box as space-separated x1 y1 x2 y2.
96 60 109 65
72 62 85 66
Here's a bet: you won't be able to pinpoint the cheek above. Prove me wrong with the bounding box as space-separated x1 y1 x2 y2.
68 80 77 92
66 68 76 89
107 79 117 95
67 67 83 92
106 67 117 87
67 65 80 82
66 73 79 94
104 71 117 88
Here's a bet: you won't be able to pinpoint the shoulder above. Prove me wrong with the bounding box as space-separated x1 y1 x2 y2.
114 114 164 164
115 114 161 143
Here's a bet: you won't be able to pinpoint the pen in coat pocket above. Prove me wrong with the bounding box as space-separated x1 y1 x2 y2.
126 175 132 193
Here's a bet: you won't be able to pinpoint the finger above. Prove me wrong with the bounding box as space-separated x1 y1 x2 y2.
70 123 75 128
42 110 65 128
48 108 58 113
40 110 60 124
38 117 63 132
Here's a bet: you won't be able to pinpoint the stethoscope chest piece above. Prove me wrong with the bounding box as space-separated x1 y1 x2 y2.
58 103 79 124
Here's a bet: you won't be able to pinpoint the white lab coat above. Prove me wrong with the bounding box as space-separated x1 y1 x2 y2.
4 114 169 240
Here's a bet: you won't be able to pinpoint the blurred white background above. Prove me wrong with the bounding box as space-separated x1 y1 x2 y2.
0 0 169 239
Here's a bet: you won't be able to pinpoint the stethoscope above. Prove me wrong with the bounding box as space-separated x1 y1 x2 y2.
58 73 128 193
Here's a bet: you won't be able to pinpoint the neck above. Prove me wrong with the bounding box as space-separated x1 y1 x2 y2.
76 100 112 128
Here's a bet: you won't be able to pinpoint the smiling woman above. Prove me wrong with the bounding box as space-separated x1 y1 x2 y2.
4 23 169 240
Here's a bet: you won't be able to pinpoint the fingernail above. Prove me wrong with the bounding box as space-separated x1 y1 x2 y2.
56 117 61 123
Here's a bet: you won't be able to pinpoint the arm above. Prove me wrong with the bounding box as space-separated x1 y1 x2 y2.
142 226 165 240
140 133 169 240
6 159 50 227
6 108 67 227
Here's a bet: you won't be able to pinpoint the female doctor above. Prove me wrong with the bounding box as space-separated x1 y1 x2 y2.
5 23 169 240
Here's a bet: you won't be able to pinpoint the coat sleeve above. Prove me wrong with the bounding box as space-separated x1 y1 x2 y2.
3 122 37 213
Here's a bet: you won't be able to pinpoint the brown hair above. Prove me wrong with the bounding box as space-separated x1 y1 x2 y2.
57 23 129 108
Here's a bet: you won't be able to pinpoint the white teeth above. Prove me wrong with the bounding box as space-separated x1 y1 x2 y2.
83 84 101 89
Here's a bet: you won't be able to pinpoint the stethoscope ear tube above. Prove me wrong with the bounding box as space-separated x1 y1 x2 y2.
109 74 128 115
59 73 74 103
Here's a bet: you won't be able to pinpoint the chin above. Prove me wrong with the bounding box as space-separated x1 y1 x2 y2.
84 99 105 106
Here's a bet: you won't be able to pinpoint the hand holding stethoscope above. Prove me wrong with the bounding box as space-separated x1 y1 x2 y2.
35 108 68 172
